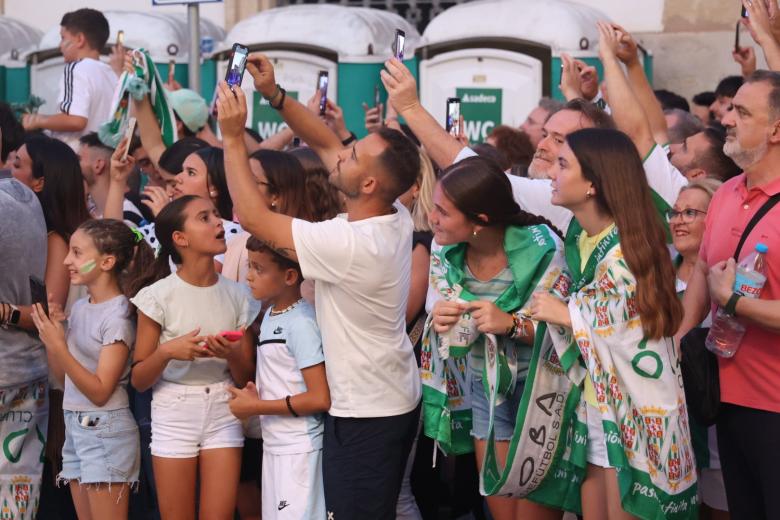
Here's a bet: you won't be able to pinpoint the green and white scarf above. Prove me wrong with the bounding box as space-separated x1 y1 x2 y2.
549 220 698 519
421 225 581 509
99 48 177 148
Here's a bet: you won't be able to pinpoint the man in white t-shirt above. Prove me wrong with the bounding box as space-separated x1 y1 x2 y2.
22 9 117 150
216 54 422 519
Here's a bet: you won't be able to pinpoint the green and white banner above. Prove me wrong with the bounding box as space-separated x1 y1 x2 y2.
251 91 299 140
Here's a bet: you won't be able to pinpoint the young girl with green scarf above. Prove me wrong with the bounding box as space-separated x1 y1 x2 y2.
531 128 698 520
422 156 579 520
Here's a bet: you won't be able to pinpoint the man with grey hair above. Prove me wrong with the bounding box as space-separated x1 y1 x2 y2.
664 107 705 144
678 69 780 519
519 97 563 149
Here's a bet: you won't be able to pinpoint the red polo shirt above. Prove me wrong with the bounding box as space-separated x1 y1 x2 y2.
700 173 780 413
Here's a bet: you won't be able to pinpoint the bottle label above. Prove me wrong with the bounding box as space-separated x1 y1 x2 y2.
734 271 765 298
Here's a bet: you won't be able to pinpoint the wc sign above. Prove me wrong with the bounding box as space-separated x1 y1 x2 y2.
455 88 502 143
252 91 299 139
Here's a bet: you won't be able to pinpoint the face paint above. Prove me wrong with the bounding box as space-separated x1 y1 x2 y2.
78 259 97 274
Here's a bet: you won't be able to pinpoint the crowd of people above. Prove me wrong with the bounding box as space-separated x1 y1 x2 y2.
1 2 780 520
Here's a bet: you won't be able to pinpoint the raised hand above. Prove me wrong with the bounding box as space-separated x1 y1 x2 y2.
381 58 421 116
245 53 278 99
216 81 249 141
141 186 170 217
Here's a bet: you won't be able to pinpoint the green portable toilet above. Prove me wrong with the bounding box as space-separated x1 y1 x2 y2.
0 17 41 105
420 0 652 143
214 4 421 139
27 10 225 117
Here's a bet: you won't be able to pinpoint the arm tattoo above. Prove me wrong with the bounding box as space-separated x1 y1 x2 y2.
261 240 296 260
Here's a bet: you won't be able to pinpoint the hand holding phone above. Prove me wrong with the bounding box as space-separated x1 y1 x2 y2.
29 276 48 317
226 43 249 90
121 117 137 161
220 330 243 342
117 30 125 46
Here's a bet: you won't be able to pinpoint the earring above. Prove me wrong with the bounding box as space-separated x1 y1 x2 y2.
585 189 592 198
209 191 217 197
472 229 478 237
271 201 276 208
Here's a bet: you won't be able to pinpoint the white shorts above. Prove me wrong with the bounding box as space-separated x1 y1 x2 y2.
262 450 325 520
699 468 728 512
150 380 244 458
586 404 612 468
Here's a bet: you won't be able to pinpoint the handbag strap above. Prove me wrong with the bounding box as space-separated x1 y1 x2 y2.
733 193 780 261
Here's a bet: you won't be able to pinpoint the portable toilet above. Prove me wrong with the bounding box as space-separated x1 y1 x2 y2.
214 4 421 139
0 17 41 105
419 0 650 143
27 11 225 117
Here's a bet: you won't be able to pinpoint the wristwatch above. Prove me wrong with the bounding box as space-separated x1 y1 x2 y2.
724 292 741 316
7 304 20 326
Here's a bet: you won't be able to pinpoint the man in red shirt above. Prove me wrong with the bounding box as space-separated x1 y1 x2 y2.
679 70 780 520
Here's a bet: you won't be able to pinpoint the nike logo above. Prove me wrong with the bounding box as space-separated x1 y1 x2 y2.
274 327 283 334
278 500 290 510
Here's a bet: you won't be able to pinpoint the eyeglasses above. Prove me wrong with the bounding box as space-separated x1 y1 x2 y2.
665 208 707 223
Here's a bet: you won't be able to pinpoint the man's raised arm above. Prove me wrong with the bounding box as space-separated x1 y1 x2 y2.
246 53 342 172
217 80 297 261
381 58 464 169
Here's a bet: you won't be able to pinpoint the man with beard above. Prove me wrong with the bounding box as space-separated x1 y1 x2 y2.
669 124 741 182
217 54 422 520
677 70 780 520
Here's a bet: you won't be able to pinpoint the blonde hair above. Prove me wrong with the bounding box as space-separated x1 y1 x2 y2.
411 150 436 232
679 178 722 202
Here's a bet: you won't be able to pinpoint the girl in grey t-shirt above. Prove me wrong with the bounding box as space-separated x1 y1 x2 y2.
31 219 154 519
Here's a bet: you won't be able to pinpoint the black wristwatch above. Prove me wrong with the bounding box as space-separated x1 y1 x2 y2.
724 292 741 316
341 132 357 146
8 304 20 326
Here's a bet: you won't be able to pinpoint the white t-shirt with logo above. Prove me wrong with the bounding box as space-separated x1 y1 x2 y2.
292 202 422 418
53 58 118 149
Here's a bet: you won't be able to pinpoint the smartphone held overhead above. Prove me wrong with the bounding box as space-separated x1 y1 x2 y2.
317 71 329 116
226 43 249 89
446 97 461 136
394 29 405 60
121 117 137 161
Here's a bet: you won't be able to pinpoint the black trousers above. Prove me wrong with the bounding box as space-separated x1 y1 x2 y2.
323 403 421 520
716 402 780 520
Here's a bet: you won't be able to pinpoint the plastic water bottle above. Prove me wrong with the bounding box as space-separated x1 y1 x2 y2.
705 243 768 357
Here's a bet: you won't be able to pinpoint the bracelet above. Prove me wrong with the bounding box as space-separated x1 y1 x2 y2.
506 312 520 337
341 132 357 146
262 84 281 102
724 292 741 316
270 88 287 111
285 395 299 417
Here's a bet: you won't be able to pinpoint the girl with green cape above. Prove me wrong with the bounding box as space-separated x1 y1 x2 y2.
422 156 580 519
531 128 698 520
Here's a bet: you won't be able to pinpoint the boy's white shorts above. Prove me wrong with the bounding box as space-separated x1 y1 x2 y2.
262 449 325 519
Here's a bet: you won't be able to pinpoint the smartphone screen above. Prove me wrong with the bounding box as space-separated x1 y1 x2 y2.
735 21 741 51
29 276 48 316
741 5 748 18
226 43 249 88
394 29 406 60
374 85 381 108
117 30 124 46
317 71 329 116
446 97 461 136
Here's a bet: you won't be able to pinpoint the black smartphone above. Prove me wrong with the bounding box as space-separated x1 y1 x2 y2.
29 276 48 316
394 29 406 60
741 5 748 18
446 97 461 136
317 71 329 116
226 43 249 89
735 21 741 51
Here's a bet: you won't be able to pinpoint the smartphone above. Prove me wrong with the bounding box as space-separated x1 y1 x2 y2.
741 5 748 18
220 330 243 342
317 71 329 116
168 59 176 84
446 97 461 136
29 276 48 317
559 63 564 86
374 85 381 108
394 29 406 60
735 21 741 51
121 117 137 161
225 43 249 89
117 30 124 46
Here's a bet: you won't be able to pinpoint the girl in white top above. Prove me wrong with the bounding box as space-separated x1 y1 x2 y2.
31 219 154 520
130 195 254 520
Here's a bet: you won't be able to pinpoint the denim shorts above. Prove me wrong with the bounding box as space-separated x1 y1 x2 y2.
470 376 524 441
60 407 140 485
